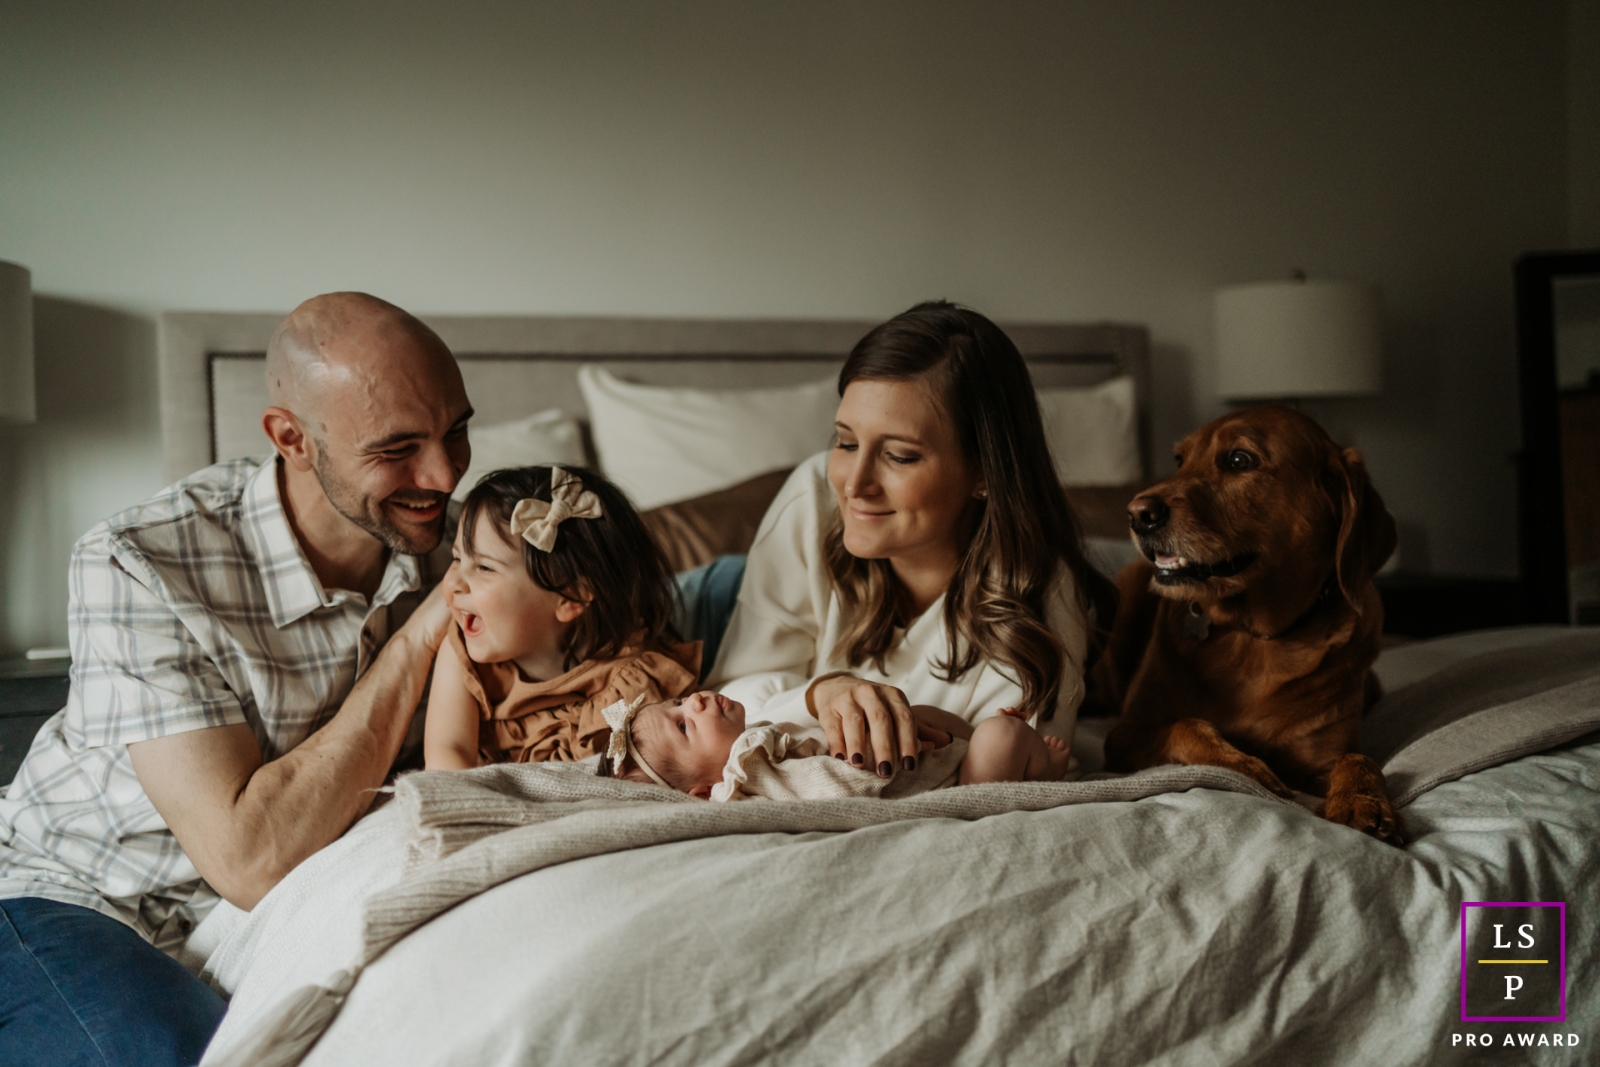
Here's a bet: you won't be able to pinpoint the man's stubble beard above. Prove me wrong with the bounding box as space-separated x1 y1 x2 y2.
313 449 446 556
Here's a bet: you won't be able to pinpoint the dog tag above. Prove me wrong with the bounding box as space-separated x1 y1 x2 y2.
1183 602 1211 641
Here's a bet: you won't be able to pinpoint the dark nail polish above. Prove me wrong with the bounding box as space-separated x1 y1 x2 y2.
834 752 845 761
878 761 892 777
902 755 916 771
851 752 864 766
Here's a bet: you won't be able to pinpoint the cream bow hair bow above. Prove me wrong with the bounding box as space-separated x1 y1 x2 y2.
508 467 603 552
602 693 670 788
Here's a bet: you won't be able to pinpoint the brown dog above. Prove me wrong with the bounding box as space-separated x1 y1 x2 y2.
1098 406 1403 843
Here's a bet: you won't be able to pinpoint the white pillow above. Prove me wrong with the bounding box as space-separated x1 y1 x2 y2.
578 366 838 509
452 409 588 502
1035 376 1142 486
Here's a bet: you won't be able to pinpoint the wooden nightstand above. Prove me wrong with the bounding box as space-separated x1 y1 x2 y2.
1375 574 1525 638
0 657 69 786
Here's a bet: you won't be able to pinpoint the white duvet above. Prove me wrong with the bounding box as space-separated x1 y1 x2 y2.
195 628 1600 1066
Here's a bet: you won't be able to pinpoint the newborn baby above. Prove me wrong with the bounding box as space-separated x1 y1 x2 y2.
600 691 1072 801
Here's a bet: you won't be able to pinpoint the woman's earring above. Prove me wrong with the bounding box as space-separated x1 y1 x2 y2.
975 486 988 499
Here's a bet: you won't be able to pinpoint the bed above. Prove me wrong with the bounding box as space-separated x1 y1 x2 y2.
155 311 1597 1065
191 626 1600 1067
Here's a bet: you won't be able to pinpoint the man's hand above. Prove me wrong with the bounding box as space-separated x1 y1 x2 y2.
401 563 457 652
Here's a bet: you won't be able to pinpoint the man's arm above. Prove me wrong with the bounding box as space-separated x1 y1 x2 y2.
128 580 453 911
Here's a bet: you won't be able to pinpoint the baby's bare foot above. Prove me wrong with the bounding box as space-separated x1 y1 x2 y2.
1038 736 1073 781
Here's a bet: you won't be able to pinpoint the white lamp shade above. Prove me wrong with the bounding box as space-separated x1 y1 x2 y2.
1215 280 1381 400
0 261 35 424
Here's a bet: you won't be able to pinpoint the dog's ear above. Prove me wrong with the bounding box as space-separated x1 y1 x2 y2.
1329 447 1397 611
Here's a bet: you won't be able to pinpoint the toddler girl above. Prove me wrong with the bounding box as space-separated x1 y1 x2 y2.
424 466 701 769
598 690 1072 801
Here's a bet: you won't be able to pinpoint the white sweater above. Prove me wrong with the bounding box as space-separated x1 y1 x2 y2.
707 452 1087 740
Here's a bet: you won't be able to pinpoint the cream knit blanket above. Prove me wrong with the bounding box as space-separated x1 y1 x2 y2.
376 761 1286 959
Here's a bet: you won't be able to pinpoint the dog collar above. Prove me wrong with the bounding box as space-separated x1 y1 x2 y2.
1190 577 1340 643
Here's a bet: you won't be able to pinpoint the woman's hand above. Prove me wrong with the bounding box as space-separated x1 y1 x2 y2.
808 674 920 777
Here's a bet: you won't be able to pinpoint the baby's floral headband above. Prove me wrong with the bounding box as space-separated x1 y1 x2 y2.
602 693 670 788
508 467 603 552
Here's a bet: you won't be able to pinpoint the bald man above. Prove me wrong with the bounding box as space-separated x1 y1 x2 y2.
0 293 471 1066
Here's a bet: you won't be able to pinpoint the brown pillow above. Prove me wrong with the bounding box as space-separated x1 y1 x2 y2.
642 468 795 573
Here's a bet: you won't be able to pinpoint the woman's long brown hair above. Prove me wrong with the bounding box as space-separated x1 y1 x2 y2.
824 301 1116 721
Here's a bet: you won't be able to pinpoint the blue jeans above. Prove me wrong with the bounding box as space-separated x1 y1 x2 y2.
673 554 746 679
0 897 225 1067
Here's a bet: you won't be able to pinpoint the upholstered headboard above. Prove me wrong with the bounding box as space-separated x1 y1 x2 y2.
156 311 1151 486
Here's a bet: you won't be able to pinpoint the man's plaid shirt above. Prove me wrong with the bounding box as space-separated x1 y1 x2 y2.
0 458 445 950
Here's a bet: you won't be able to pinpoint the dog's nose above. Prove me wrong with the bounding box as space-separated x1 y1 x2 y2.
1129 496 1170 534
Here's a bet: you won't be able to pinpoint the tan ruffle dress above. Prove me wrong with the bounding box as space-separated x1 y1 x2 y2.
445 627 702 764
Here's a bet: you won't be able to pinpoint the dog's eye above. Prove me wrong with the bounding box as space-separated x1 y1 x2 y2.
1222 449 1258 472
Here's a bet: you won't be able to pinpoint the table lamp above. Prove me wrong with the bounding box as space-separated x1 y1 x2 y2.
0 260 35 424
1215 276 1381 402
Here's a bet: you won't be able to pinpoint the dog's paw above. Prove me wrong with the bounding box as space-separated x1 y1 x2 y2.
1318 764 1408 844
1160 718 1297 799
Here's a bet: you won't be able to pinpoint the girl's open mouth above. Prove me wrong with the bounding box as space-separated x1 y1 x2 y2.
461 612 485 637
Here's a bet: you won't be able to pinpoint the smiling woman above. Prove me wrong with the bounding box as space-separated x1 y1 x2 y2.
708 301 1115 774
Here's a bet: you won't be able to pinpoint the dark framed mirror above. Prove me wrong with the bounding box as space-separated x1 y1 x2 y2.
1517 249 1600 624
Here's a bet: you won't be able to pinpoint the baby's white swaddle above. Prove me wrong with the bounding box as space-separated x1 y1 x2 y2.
710 721 966 802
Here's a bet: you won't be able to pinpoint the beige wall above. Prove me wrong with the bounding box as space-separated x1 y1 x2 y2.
0 1 1573 652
